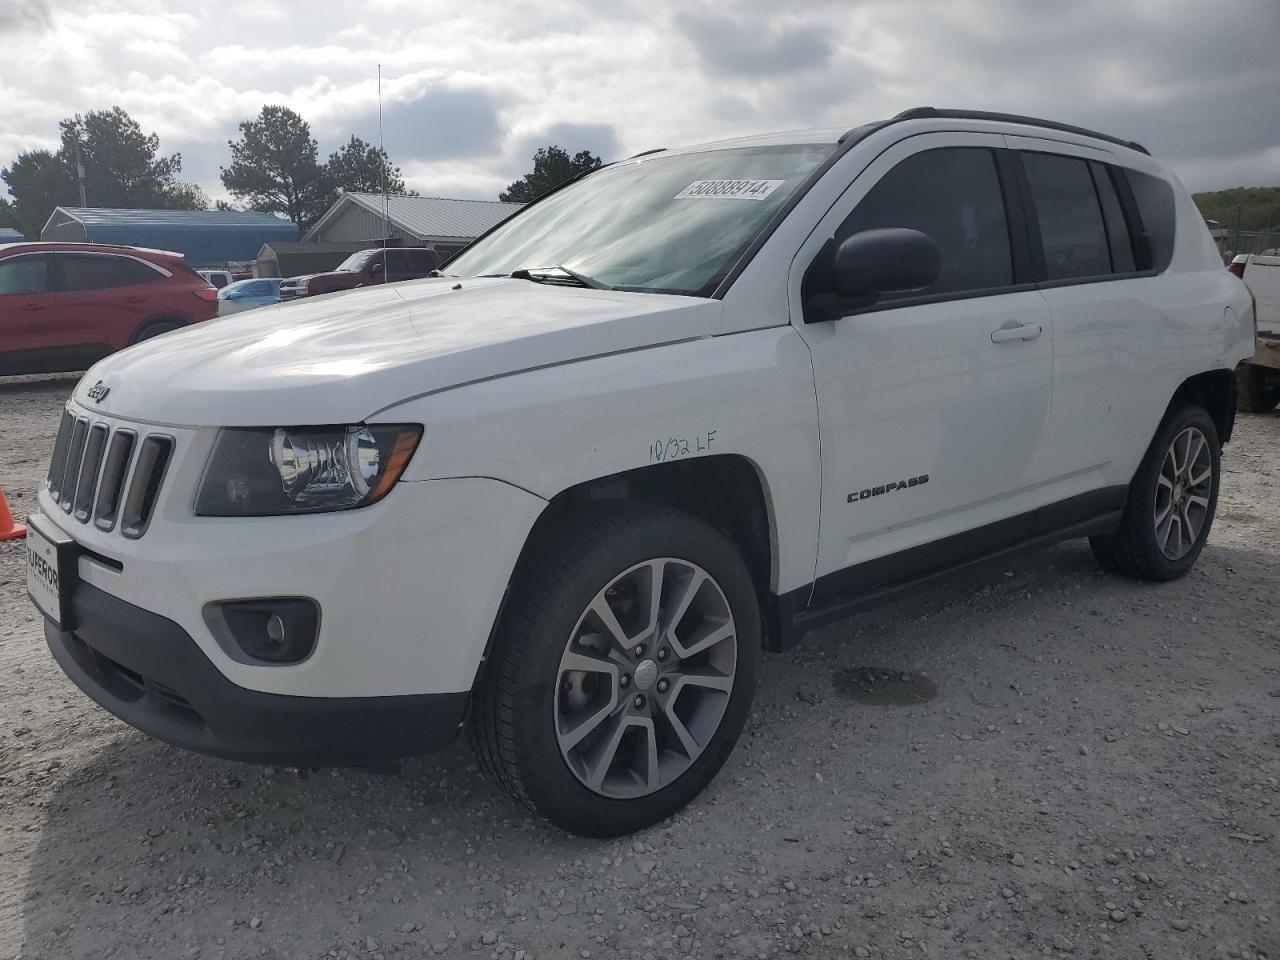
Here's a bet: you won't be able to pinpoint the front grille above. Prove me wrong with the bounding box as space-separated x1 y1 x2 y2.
46 409 174 539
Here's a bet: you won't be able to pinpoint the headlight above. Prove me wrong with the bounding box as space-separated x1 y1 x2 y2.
196 424 422 516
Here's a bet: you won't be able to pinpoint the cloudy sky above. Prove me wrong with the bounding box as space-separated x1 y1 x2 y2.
1 0 1276 203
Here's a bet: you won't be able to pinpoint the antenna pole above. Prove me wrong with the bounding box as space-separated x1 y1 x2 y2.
378 64 390 284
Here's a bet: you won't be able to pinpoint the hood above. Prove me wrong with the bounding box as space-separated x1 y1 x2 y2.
76 277 726 426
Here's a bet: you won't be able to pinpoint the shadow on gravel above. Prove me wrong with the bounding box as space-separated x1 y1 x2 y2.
15 541 1280 958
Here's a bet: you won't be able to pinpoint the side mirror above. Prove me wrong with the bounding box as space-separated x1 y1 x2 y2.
832 227 942 298
369 262 384 275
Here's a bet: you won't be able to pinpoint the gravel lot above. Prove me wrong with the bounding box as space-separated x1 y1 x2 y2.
1 374 1277 960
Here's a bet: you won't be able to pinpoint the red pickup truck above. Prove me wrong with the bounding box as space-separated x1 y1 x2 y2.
279 247 441 300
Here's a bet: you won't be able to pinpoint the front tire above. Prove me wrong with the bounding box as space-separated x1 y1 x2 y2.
469 503 761 837
1090 405 1220 581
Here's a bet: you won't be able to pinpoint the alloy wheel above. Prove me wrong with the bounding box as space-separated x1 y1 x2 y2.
1154 426 1213 560
553 558 737 799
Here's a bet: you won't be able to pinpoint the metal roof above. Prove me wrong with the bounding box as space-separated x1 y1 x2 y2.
304 193 522 243
43 206 298 267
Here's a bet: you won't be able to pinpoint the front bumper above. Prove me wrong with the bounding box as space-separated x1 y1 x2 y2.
46 581 467 766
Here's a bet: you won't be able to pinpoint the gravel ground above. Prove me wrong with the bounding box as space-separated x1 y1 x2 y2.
1 373 1277 960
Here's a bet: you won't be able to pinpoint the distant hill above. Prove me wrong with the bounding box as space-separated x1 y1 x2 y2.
1193 186 1280 232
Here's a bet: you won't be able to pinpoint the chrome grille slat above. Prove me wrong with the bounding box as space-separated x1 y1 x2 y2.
93 430 136 532
47 411 75 498
45 410 173 540
120 436 173 540
73 424 109 522
59 418 89 512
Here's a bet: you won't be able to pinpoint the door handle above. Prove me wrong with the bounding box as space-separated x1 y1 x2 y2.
122 296 145 304
991 322 1042 344
20 303 42 312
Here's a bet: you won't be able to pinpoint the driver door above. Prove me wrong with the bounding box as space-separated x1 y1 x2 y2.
792 132 1054 592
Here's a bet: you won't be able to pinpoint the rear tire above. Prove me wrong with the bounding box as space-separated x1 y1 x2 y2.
469 502 760 837
1089 405 1220 581
131 319 182 344
1237 364 1280 413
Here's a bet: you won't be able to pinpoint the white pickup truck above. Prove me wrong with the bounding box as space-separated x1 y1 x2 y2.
27 108 1253 836
1231 254 1280 411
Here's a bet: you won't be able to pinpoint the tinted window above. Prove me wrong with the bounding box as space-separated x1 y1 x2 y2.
1125 170 1177 272
407 248 439 271
1022 152 1110 281
385 250 410 273
0 255 49 295
817 147 1013 298
1090 163 1135 274
61 254 158 291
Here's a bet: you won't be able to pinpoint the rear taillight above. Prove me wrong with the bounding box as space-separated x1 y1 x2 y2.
1228 255 1248 279
193 286 218 302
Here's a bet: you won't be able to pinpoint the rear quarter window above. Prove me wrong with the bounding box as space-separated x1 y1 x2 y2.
1124 170 1177 273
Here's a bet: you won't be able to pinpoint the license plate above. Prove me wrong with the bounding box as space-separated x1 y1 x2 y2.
26 514 79 630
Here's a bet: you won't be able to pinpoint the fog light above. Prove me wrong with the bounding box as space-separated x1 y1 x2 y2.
203 598 320 665
266 613 286 645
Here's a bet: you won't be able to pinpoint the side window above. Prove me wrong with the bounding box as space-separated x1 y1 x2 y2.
408 248 439 272
1021 152 1110 281
61 254 158 291
386 250 410 274
1124 170 1177 273
1090 163 1136 274
0 255 49 296
816 147 1014 299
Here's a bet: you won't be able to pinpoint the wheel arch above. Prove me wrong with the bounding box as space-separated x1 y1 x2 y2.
128 314 190 345
502 454 782 650
1163 368 1237 446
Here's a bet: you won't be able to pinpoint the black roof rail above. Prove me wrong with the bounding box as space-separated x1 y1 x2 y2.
891 106 1150 155
626 147 666 160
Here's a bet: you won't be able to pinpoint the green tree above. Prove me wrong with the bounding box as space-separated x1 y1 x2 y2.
1193 186 1280 233
0 196 13 230
1 107 204 239
326 136 411 196
58 107 193 209
499 145 603 203
221 106 334 230
0 149 74 240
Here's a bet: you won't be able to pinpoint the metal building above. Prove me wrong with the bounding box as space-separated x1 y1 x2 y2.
302 193 522 260
40 207 298 268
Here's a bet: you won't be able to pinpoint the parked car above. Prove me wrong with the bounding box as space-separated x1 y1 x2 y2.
1229 254 1279 411
197 269 234 290
28 109 1253 837
217 278 283 316
279 247 440 299
0 242 218 376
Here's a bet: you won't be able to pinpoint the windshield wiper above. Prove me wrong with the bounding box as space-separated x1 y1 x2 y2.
509 265 614 290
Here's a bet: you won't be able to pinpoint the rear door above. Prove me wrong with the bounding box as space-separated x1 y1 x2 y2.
54 252 166 352
0 253 59 363
1009 138 1181 499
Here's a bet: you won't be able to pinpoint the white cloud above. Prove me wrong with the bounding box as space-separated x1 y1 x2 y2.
1 0 1276 202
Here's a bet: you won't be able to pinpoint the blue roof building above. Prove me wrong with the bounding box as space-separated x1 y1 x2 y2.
40 207 298 267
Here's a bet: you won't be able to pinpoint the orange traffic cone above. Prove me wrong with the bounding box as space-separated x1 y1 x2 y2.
0 489 27 542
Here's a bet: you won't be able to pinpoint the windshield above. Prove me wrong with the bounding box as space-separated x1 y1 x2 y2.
447 143 835 296
335 250 377 272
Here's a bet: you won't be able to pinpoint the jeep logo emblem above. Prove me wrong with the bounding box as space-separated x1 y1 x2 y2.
86 381 111 403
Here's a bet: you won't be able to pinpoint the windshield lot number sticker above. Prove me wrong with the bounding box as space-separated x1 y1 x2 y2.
674 179 784 201
651 429 717 463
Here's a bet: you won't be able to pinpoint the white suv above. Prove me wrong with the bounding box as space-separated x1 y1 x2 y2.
26 108 1254 836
